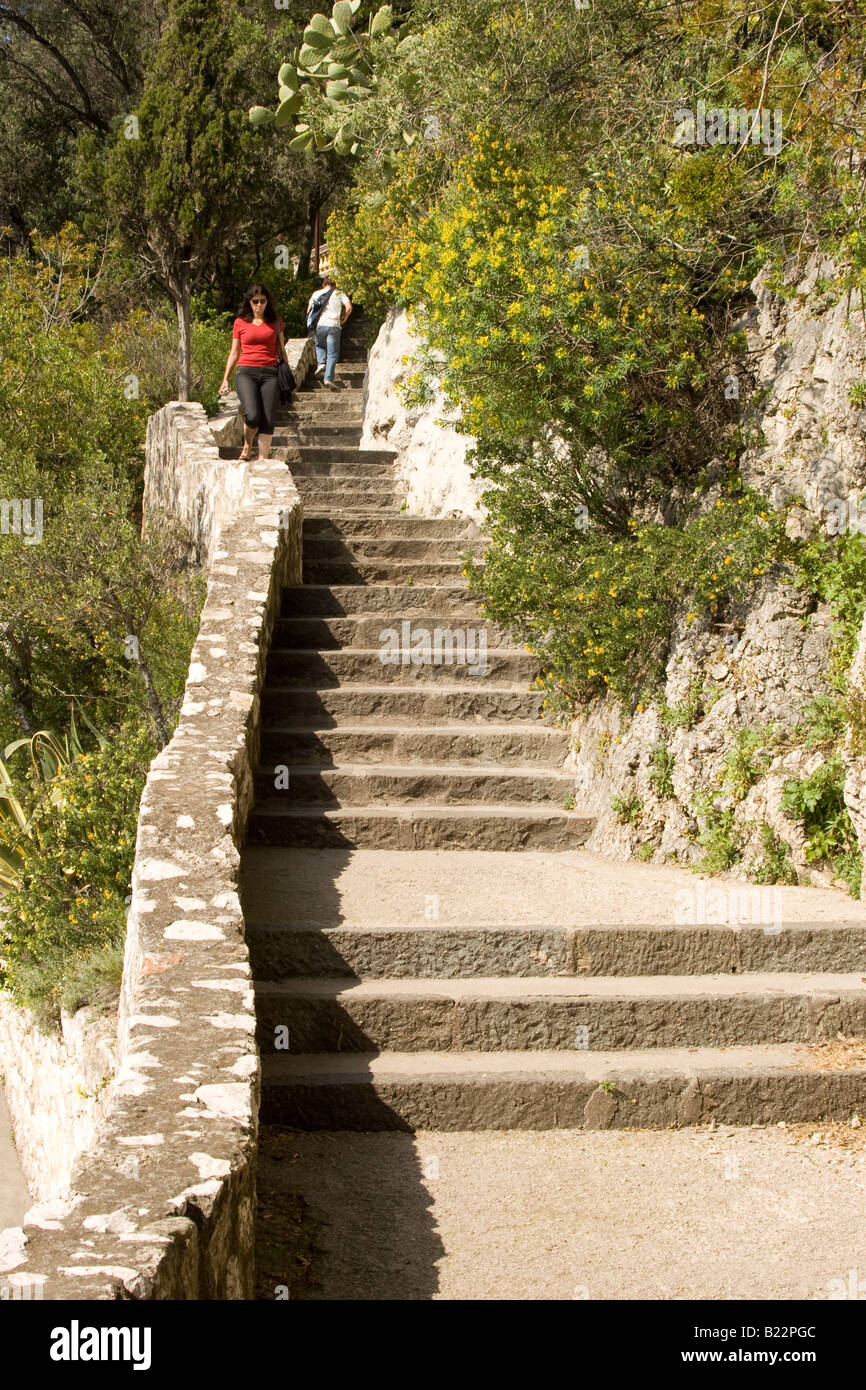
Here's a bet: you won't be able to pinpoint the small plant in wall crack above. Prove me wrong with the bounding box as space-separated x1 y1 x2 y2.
74 1075 110 1102
691 792 740 874
611 791 643 826
781 755 862 898
749 822 798 886
648 743 675 800
721 726 778 804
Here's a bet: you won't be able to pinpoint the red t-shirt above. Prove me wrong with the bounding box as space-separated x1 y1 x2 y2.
233 316 283 367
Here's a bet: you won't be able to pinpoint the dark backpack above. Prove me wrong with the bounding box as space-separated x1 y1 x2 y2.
306 287 334 331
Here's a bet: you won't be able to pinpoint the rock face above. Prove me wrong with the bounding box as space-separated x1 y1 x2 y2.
361 307 486 522
366 265 866 889
739 256 866 515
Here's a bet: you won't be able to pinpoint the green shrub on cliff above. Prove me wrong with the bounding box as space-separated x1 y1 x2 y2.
0 720 154 1025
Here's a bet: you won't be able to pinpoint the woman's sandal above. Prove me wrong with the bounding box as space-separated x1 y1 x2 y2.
237 444 252 461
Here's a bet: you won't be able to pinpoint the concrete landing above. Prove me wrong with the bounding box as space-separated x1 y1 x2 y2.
241 848 866 926
255 1123 866 1300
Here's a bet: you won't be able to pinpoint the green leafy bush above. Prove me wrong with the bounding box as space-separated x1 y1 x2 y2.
795 533 866 682
0 720 155 1025
468 488 784 709
113 303 237 416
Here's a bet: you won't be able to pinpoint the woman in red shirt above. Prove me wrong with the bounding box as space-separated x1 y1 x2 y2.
219 284 289 461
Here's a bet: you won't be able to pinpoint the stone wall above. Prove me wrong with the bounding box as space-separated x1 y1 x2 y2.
0 997 115 1204
0 339 312 1301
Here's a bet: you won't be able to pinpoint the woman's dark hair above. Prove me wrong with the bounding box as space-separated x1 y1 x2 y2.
238 283 278 325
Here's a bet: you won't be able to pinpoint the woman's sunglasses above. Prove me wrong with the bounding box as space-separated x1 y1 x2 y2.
250 297 267 304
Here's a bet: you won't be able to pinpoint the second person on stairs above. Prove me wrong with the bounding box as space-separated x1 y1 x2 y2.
308 274 353 390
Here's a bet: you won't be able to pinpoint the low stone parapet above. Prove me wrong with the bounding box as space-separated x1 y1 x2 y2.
0 340 312 1301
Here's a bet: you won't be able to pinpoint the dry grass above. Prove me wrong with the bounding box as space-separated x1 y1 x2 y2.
792 1034 866 1071
785 1119 866 1152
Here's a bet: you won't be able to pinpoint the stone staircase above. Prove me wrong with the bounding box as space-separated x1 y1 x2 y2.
247 316 588 854
242 317 866 1145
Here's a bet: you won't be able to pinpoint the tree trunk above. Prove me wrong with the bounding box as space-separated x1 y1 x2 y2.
175 270 191 401
1 624 34 733
296 197 319 279
128 639 170 747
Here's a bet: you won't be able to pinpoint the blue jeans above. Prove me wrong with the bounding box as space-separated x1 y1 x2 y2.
315 324 341 383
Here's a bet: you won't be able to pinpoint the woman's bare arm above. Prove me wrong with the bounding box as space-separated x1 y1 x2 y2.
220 339 241 393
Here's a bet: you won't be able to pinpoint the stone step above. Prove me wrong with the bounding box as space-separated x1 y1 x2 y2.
246 804 593 850
284 413 365 428
258 722 568 766
297 376 365 391
245 920 866 981
271 616 511 650
291 392 364 409
295 426 363 444
259 1044 866 1129
297 490 398 511
328 364 367 378
280 584 482 617
254 973 866 1054
302 517 481 540
303 506 403 519
302 537 485 562
289 459 395 478
286 409 365 426
265 646 537 685
302 559 470 583
260 682 548 724
296 447 397 464
253 763 572 806
294 475 395 495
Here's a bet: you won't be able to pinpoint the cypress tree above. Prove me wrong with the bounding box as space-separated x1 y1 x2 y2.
106 0 257 399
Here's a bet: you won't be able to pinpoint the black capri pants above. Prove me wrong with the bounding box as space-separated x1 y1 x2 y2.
235 365 280 435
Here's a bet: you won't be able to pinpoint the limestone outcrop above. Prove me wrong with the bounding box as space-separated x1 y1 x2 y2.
361 307 485 523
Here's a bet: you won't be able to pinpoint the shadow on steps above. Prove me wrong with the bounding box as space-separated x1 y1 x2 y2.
254 1126 444 1300
244 848 445 1300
